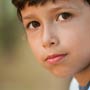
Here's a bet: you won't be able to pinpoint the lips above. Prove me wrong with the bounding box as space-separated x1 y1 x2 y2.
45 54 67 64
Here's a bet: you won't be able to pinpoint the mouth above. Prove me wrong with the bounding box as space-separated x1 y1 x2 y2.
45 53 67 64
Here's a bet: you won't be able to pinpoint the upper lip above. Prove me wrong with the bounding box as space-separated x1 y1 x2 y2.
45 53 67 61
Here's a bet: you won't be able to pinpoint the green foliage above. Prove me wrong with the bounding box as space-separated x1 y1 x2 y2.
0 0 24 52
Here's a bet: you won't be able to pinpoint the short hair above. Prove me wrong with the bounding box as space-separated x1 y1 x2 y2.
12 0 90 21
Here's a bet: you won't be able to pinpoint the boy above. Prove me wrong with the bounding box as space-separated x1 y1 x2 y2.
12 0 90 90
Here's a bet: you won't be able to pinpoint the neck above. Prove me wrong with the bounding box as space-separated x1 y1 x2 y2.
75 65 90 86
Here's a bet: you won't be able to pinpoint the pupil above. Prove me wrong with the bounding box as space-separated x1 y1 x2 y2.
32 21 40 28
62 13 71 19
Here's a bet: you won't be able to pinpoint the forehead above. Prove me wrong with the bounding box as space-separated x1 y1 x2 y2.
23 0 82 10
21 0 83 18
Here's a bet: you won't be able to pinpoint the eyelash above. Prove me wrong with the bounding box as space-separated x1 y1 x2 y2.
56 12 73 22
26 12 73 30
26 21 40 30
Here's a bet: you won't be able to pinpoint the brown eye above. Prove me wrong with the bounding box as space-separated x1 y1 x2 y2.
27 21 40 30
57 12 73 22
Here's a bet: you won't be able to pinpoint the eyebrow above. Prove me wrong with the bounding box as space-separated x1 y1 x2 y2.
48 6 75 14
22 14 36 20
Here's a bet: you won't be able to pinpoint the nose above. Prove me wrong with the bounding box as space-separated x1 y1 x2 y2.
42 26 59 48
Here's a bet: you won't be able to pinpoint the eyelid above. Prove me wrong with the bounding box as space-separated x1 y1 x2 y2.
26 20 35 29
23 21 32 29
56 11 74 22
26 20 41 31
24 17 41 29
60 12 72 17
26 21 32 29
55 8 76 16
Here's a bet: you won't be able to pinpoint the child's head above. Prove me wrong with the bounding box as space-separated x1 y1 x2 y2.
12 0 90 78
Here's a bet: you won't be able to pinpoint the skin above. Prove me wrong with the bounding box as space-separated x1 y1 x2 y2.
21 0 90 86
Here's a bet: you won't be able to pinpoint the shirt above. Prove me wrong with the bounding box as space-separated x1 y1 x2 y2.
70 78 90 90
79 82 90 90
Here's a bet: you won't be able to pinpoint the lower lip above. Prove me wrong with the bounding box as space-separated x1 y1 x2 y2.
46 55 67 64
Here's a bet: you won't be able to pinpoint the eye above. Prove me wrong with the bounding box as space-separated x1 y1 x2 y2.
57 12 73 22
27 21 40 30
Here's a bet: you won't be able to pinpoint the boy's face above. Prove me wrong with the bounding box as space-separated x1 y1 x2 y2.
21 0 90 77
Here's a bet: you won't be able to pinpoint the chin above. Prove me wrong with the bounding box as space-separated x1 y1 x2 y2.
54 73 72 79
50 69 75 79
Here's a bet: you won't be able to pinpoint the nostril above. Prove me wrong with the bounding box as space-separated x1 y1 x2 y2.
42 41 55 48
51 42 55 45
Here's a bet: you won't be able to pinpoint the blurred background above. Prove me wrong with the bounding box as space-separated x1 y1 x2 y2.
0 0 71 90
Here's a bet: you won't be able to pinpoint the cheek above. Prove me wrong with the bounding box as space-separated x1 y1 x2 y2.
65 29 90 58
30 42 41 57
27 36 43 62
54 24 90 76
61 20 90 52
